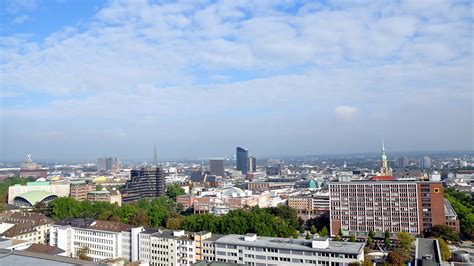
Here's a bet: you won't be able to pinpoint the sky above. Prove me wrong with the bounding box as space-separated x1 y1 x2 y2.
0 0 472 162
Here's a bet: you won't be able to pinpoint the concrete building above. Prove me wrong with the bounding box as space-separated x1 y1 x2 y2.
69 180 94 201
138 229 196 266
248 156 256 173
97 157 120 173
122 167 165 203
87 190 122 206
193 188 270 214
397 157 409 168
8 181 70 205
0 211 53 245
329 181 457 237
415 238 442 266
288 193 330 215
213 234 364 265
209 159 225 177
419 156 432 169
50 218 144 262
236 147 249 174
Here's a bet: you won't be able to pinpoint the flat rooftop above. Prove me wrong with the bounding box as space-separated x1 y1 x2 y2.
0 249 96 265
214 235 364 255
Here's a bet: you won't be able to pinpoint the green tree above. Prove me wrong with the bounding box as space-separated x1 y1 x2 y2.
437 238 451 261
299 226 305 234
386 250 404 266
96 184 103 191
444 188 474 239
319 227 329 237
384 230 391 247
129 209 149 227
338 228 343 236
166 214 185 230
166 184 185 200
431 224 460 242
334 234 341 241
397 232 414 262
306 232 311 240
310 225 317 235
49 197 82 220
350 235 356 242
367 236 373 246
292 230 299 239
75 246 92 261
348 262 361 266
368 229 375 239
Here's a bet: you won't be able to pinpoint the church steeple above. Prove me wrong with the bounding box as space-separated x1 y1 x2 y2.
153 144 158 167
380 139 391 176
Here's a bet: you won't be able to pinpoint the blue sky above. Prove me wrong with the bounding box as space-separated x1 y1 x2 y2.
0 0 472 161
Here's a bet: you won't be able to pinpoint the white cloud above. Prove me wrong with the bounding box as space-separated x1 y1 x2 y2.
13 15 30 24
334 105 358 121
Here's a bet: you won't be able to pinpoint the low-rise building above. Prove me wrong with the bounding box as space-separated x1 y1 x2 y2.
49 218 143 262
0 211 53 245
87 190 122 206
8 181 70 205
69 180 94 201
213 234 364 265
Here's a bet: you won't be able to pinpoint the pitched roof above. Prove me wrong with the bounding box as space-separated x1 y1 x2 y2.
0 211 53 237
25 243 65 255
88 220 132 232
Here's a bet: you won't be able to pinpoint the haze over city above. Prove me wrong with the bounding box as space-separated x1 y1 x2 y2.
1 0 472 161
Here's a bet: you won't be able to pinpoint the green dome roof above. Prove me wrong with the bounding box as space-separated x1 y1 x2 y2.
14 190 57 206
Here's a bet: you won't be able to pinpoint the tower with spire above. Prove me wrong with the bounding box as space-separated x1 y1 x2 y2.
380 139 392 176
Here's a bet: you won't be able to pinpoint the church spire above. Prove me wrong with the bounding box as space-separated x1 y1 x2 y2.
380 139 391 176
153 144 158 167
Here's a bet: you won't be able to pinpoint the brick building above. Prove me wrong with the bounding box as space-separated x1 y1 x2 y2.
329 181 459 237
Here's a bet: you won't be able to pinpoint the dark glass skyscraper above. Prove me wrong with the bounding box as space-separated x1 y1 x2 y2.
236 147 249 174
121 167 165 202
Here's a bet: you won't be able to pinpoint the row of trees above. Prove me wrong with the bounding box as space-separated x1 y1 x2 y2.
444 187 474 240
47 195 299 238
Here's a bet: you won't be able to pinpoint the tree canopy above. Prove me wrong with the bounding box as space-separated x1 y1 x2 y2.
166 184 185 200
444 188 474 240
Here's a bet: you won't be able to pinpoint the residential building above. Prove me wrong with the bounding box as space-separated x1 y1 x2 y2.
8 181 70 205
176 194 195 210
97 157 120 173
193 231 223 262
213 234 364 265
236 147 249 174
209 159 225 177
398 157 409 168
0 211 53 245
419 156 432 169
122 167 165 203
69 180 94 201
288 194 330 215
49 218 144 262
87 190 122 206
329 181 457 237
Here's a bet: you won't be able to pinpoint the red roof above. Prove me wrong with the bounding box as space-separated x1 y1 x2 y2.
371 175 396 181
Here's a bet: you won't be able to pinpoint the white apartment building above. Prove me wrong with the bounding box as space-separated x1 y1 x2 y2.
138 229 196 266
213 234 364 266
49 218 143 262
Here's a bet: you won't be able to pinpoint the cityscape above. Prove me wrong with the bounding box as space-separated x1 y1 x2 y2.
0 1 473 266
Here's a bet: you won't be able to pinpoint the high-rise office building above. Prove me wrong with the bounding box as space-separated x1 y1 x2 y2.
329 181 457 237
209 159 225 177
97 157 120 172
248 156 256 173
121 167 165 203
419 156 432 169
398 157 409 168
236 147 249 174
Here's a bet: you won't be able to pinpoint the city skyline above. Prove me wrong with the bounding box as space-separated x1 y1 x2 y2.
1 0 472 161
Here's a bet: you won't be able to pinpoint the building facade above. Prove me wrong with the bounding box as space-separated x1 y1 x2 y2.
329 181 455 237
213 234 364 265
209 159 225 177
248 156 256 173
69 180 94 201
236 147 249 174
0 211 53 245
122 167 165 203
49 219 143 262
8 182 70 205
97 157 120 173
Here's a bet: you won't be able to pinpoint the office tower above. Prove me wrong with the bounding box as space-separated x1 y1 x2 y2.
419 156 432 169
209 159 225 177
248 156 256 172
97 157 120 172
121 167 165 203
398 157 409 168
379 141 392 176
329 181 458 237
236 147 249 174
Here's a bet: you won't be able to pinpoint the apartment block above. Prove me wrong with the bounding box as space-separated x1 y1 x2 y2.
69 180 94 201
0 211 53 245
329 181 455 237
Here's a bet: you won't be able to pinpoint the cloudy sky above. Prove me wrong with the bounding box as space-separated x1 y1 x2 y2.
0 0 472 161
